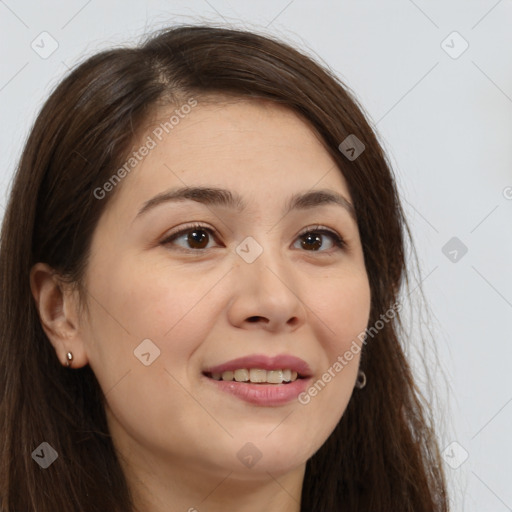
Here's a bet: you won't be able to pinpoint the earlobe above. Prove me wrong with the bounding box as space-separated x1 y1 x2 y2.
29 262 88 369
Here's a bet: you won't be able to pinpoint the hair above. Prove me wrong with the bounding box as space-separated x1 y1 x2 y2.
0 24 448 511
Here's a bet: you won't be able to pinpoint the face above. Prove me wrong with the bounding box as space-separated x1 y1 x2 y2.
78 98 371 482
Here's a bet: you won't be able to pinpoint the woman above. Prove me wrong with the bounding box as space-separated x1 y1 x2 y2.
0 25 448 511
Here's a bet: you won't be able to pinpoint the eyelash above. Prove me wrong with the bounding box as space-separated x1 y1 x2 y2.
160 223 346 254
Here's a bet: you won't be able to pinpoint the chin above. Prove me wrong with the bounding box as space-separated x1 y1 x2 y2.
226 454 308 480
223 434 315 477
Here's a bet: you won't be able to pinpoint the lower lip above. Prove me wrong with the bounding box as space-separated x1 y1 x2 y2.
204 375 311 406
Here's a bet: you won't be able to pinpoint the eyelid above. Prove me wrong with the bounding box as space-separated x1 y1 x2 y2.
160 222 220 249
160 222 346 252
162 222 217 237
296 224 346 249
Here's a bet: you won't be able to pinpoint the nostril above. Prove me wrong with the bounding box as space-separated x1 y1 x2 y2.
247 316 263 323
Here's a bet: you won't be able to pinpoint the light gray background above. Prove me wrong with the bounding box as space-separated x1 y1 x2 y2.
1 1 511 510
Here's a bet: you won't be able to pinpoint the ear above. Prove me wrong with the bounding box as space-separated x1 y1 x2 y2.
30 262 89 369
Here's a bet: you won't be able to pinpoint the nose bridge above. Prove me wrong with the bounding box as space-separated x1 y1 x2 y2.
235 232 291 293
230 234 305 330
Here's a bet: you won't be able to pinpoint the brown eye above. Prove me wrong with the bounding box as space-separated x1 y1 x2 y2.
294 227 346 252
161 224 345 254
161 224 218 251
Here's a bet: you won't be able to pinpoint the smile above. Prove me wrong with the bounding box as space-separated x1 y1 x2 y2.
205 368 300 384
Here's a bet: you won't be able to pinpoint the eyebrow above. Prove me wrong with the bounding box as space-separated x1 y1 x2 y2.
136 186 356 221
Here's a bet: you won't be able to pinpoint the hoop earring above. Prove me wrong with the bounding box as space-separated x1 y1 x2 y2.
355 370 366 389
65 351 73 368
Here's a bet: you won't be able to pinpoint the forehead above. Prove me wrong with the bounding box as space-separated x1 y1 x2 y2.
147 97 328 158
105 97 353 218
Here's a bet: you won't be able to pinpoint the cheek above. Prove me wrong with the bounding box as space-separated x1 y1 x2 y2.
315 269 371 353
82 258 223 456
87 254 220 338
299 270 370 426
82 256 227 396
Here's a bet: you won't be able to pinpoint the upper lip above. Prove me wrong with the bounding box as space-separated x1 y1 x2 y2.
203 354 313 378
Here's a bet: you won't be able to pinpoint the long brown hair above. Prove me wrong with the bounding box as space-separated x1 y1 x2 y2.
0 24 448 511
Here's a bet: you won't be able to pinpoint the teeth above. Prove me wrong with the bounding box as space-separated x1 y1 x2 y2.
249 368 267 383
222 370 233 381
266 370 284 384
209 368 300 384
234 369 249 382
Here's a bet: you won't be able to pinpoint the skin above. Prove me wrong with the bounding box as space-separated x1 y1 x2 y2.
31 98 371 512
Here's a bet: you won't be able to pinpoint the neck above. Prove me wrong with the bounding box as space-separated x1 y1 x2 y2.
124 452 305 512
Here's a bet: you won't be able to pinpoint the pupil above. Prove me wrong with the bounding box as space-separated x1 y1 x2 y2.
189 230 208 248
303 233 321 251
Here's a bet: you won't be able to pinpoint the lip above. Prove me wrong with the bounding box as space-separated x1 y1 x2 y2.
204 377 312 406
203 354 313 377
202 354 313 407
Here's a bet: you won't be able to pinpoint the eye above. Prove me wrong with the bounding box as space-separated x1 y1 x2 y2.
160 223 346 253
161 223 219 251
293 225 346 252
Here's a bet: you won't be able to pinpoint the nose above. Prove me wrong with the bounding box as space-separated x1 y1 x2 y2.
226 248 306 333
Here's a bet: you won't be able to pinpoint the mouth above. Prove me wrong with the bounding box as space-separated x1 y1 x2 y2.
202 353 311 386
202 354 312 406
203 368 307 384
